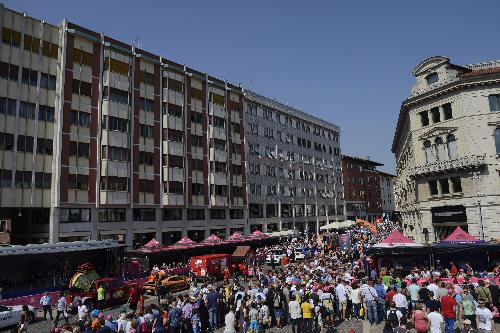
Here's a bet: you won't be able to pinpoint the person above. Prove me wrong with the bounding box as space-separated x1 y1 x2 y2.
386 301 403 330
169 300 182 333
427 280 439 300
55 292 69 327
301 295 313 333
408 279 420 311
475 300 494 333
475 281 493 307
76 300 88 325
192 308 201 333
458 319 479 333
128 285 139 312
361 279 379 325
462 287 476 329
181 295 194 333
393 288 408 318
335 279 347 320
450 262 458 277
289 295 302 333
427 307 444 333
412 303 429 333
259 299 270 331
224 306 236 333
17 304 30 333
425 291 441 314
207 285 219 329
374 279 387 323
40 291 53 322
440 289 457 333
97 284 105 310
248 303 259 333
272 288 284 328
351 282 362 321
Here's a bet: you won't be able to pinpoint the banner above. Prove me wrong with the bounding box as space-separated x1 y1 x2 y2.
339 234 351 251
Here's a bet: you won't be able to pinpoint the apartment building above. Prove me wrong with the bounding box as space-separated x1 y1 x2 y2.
245 91 344 234
393 56 500 242
342 155 395 222
0 5 345 247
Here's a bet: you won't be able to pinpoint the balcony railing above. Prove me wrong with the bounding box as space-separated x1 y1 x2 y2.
409 155 486 178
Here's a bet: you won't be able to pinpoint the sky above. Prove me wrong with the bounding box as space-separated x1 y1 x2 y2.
6 0 500 173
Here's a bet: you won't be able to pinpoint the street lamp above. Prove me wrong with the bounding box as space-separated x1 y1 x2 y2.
471 171 485 240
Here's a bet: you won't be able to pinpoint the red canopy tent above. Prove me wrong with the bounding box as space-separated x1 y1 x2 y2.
135 238 163 253
168 236 199 250
247 230 270 240
227 232 246 243
372 229 424 248
439 227 485 244
200 234 224 245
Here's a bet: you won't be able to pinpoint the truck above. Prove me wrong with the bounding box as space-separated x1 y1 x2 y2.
189 254 232 280
65 277 134 311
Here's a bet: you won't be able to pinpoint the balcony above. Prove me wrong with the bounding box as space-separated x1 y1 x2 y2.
211 196 228 207
100 191 130 205
163 194 184 206
103 70 130 91
210 148 227 162
210 172 227 185
209 102 226 118
409 155 486 178
163 141 184 156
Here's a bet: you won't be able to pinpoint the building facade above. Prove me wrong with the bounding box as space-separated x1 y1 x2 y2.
245 91 344 234
342 155 395 223
0 5 343 247
392 56 500 243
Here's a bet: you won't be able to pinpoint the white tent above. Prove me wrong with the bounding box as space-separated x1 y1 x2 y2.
0 240 123 256
320 220 355 231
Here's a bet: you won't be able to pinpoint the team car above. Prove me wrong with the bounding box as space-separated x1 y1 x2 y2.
265 249 286 264
142 275 189 295
0 304 35 330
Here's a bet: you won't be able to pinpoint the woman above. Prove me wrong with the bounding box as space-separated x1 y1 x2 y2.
351 282 362 321
412 303 428 333
17 305 30 333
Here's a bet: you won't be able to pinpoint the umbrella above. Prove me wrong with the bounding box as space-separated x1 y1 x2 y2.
200 234 224 245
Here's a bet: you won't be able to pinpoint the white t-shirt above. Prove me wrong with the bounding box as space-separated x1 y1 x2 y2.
336 284 347 302
288 300 302 319
428 311 444 333
427 284 439 300
77 304 88 320
393 293 408 308
475 307 493 331
351 288 361 304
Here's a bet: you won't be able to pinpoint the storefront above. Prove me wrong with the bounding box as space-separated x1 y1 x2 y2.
431 205 468 240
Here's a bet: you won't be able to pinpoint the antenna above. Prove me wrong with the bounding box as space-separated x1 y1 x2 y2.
134 36 143 49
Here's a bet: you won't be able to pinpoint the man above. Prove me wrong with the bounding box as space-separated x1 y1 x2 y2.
428 306 444 333
128 285 139 312
440 289 457 333
386 301 403 329
39 291 53 322
475 300 494 333
77 299 88 325
54 292 68 327
288 295 302 333
425 291 441 314
392 288 408 318
335 279 347 320
374 278 387 323
181 295 194 333
408 278 420 311
361 279 378 325
169 300 182 333
97 284 105 309
462 288 477 329
207 285 219 329
427 279 439 300
419 281 431 303
458 319 479 333
475 280 493 306
301 295 313 333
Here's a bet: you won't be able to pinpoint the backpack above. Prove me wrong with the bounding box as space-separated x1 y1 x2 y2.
323 298 333 311
387 309 399 328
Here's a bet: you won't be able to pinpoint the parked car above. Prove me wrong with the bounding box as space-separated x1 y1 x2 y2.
143 275 190 295
0 304 35 330
66 278 133 311
265 249 285 264
294 248 306 260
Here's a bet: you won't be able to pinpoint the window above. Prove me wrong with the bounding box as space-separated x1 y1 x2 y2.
191 112 202 123
211 116 225 129
0 61 19 81
139 70 155 86
133 208 156 221
423 140 435 164
191 183 204 195
23 34 40 53
72 79 91 97
439 179 450 194
165 78 183 93
168 155 183 168
40 73 56 90
16 135 34 153
164 103 182 117
428 180 438 196
163 208 182 221
15 171 32 188
210 209 225 220
187 209 205 220
210 184 227 196
100 177 128 191
104 57 129 76
450 176 462 193
2 28 21 47
139 151 154 166
140 97 154 112
102 115 128 133
446 134 457 160
140 125 154 138
232 164 242 175
191 135 202 147
69 141 89 158
294 204 303 217
168 181 184 194
21 67 38 86
36 138 53 155
39 105 55 122
495 128 500 154
139 179 154 193
435 137 445 161
60 208 91 223
249 204 263 218
212 139 226 151
99 208 126 222
232 123 240 134
42 41 58 59
230 209 243 219
233 186 243 197
19 102 36 119
191 88 203 100
211 161 226 173
488 94 500 112
68 174 88 190
443 103 453 120
103 146 129 162
0 169 12 187
191 159 204 171
103 86 129 104
70 110 90 127
419 111 429 127
430 107 440 123
73 49 93 66
426 73 438 85
167 129 183 142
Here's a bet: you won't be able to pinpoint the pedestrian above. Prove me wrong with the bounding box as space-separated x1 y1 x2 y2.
169 300 182 333
128 285 139 313
248 303 259 333
412 303 429 333
475 281 493 307
40 291 53 322
361 279 379 325
289 295 302 333
76 300 88 327
475 300 494 333
223 306 236 333
207 285 219 329
97 284 105 310
55 292 69 327
387 301 403 330
458 319 478 333
427 307 444 333
17 304 30 333
192 308 201 333
301 294 313 333
393 288 409 318
441 289 457 333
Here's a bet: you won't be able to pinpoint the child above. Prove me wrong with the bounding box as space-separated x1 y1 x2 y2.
192 308 201 333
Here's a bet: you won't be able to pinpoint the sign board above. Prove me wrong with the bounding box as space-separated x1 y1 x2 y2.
431 205 467 224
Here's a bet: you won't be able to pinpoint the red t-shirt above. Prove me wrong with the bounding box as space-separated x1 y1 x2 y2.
386 290 396 303
440 295 456 319
129 288 139 303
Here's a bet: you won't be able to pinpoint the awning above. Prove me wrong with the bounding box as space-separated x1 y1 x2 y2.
0 240 123 256
372 229 424 248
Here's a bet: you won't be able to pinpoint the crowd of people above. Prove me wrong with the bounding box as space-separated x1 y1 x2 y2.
11 221 500 333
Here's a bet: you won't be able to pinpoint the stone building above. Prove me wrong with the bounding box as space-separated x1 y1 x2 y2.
392 56 500 242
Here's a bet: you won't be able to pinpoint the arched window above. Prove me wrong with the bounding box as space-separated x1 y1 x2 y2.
426 73 439 85
424 140 435 164
435 137 445 161
446 134 457 160
495 128 500 154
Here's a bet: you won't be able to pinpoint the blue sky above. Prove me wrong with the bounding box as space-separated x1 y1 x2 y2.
6 0 500 172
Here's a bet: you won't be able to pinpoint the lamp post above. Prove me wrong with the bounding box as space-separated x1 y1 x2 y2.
471 171 485 240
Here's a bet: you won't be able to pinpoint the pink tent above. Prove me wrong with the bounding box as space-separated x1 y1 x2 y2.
168 236 199 250
227 232 246 243
372 229 423 248
135 238 163 253
440 227 484 244
247 230 270 240
200 234 224 245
